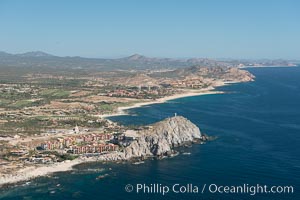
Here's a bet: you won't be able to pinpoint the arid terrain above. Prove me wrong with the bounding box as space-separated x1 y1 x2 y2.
3 52 293 187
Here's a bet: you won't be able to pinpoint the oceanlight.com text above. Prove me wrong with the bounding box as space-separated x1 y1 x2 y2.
125 183 294 196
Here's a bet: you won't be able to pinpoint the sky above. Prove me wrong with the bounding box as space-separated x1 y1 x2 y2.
0 0 299 59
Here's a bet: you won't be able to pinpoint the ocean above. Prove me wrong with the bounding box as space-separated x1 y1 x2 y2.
1 67 299 200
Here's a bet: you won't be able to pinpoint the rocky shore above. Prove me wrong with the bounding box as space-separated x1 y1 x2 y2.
94 116 203 161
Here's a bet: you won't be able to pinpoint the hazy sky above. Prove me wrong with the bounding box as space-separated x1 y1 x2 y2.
0 0 299 59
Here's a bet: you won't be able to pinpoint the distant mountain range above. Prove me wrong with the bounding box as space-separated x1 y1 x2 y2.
0 51 55 58
16 51 55 57
0 51 297 71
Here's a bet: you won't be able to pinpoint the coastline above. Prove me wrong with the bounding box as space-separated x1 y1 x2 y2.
99 87 225 118
0 157 101 187
238 65 298 69
0 81 234 188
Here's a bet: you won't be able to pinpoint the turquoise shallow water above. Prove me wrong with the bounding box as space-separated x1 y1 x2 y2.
1 67 299 200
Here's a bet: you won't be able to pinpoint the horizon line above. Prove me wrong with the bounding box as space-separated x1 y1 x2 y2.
1 50 299 61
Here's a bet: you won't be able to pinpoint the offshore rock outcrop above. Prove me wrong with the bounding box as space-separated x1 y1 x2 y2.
99 116 202 161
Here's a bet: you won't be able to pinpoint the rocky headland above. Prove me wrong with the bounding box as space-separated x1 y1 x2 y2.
97 116 204 161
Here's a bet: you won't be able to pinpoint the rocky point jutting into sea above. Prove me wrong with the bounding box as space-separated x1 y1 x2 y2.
99 116 203 161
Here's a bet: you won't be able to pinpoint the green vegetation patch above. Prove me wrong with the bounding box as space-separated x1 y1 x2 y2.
0 99 10 106
40 89 70 98
8 99 46 109
97 101 137 113
11 100 34 108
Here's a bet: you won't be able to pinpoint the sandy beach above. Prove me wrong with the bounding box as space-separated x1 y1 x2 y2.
99 87 224 118
0 157 103 187
0 159 80 187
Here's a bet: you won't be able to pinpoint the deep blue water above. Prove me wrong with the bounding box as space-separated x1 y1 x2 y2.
1 67 300 200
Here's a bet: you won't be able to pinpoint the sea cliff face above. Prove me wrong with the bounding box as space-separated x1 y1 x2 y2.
99 116 202 161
